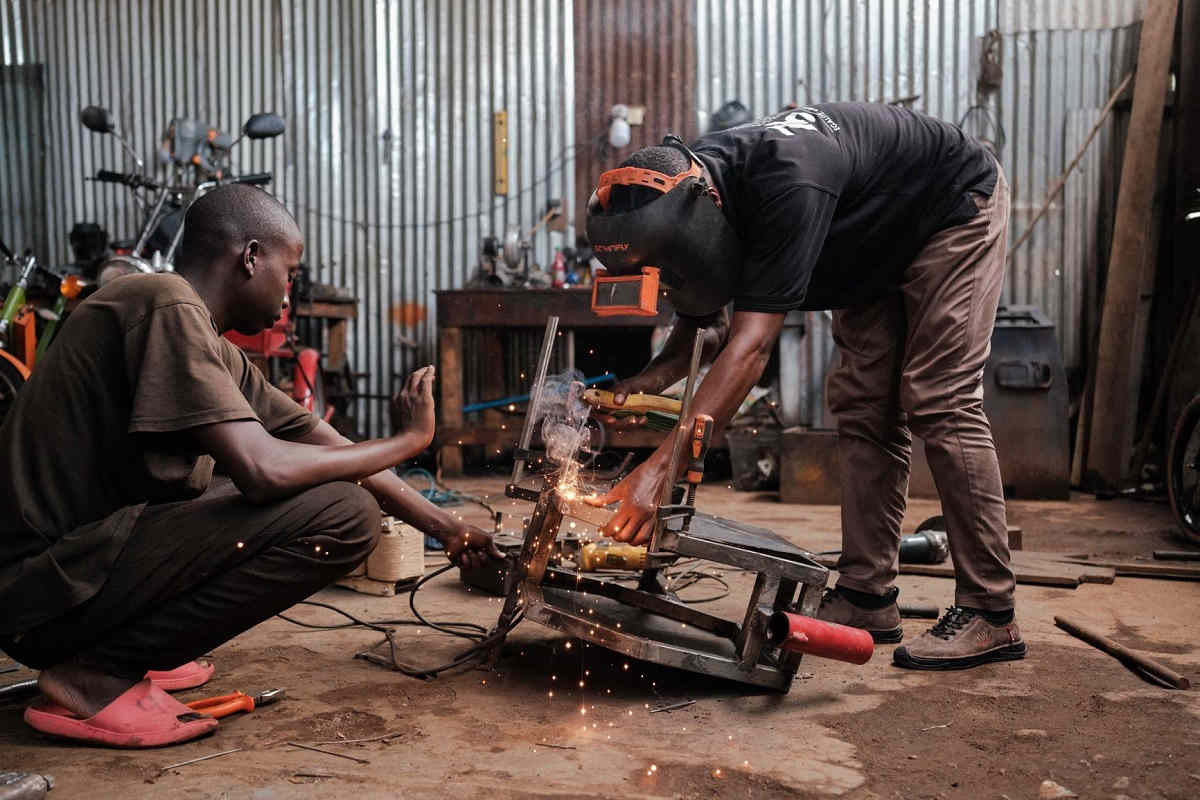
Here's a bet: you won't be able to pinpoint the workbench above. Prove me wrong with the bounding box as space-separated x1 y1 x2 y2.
436 288 674 474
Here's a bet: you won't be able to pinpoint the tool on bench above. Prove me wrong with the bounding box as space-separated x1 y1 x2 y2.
493 316 870 691
186 688 284 719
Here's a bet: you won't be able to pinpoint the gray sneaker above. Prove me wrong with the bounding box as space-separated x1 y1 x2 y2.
893 606 1026 670
816 587 903 643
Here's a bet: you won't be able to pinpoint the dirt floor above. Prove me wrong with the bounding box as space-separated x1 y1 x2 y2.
3 478 1199 799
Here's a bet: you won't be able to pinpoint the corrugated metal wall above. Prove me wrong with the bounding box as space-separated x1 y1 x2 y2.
572 0 696 227
1 0 1146 436
998 12 1139 370
0 0 575 437
695 0 1140 425
0 62 45 262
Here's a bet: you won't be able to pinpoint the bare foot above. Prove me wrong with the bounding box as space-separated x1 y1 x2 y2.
38 663 139 717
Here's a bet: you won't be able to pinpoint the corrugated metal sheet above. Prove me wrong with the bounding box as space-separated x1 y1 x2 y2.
0 63 46 263
1 0 575 437
694 0 1140 424
573 0 696 227
999 20 1138 369
1000 0 1142 33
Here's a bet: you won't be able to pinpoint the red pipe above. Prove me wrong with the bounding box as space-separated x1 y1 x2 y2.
767 611 874 665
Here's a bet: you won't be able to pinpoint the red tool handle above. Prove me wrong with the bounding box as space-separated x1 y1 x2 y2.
766 611 874 665
186 691 256 719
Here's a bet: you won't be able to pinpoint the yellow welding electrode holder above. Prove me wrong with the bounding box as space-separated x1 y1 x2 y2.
578 541 649 571
582 388 681 415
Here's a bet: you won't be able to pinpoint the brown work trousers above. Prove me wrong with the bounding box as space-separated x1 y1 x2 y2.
827 168 1015 611
1 478 381 678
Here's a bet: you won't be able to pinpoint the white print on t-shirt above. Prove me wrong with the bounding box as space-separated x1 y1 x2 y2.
760 106 841 137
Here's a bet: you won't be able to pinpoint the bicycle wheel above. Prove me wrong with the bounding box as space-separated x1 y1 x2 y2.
1166 394 1200 545
0 351 29 425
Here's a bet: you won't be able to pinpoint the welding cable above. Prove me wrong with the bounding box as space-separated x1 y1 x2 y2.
596 561 732 604
276 564 524 679
664 569 731 604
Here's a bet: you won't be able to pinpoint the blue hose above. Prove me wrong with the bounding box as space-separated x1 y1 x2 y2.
462 372 616 414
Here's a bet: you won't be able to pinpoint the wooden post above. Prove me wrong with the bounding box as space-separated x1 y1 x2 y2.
438 326 464 475
1085 0 1179 489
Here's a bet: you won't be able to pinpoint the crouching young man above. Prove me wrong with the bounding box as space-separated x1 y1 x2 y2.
0 184 500 747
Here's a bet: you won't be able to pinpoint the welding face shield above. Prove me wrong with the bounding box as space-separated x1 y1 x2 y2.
586 136 740 317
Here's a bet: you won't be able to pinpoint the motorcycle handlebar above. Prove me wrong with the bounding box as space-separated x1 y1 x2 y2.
93 170 160 190
230 172 272 186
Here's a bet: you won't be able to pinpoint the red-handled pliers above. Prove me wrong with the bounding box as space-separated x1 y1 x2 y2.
186 688 285 719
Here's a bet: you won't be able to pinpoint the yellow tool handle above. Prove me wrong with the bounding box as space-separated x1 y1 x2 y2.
583 388 681 415
578 541 648 571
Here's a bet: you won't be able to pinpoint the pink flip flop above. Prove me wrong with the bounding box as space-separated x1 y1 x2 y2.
24 679 218 748
146 660 215 691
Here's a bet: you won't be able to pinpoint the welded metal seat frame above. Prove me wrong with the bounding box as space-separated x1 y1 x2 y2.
488 316 830 691
492 484 830 691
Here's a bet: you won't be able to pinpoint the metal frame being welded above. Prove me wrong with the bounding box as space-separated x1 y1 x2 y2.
490 317 830 691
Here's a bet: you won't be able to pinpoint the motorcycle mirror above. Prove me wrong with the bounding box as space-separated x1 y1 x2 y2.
243 112 285 140
80 105 116 134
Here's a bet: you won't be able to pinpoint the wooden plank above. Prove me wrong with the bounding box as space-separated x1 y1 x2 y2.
294 301 357 320
325 319 348 373
812 553 1089 589
1054 558 1200 582
1085 0 1180 489
1013 552 1115 584
438 326 464 475
899 562 1081 589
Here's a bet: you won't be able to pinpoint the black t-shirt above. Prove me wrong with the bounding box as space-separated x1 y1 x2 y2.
693 102 997 311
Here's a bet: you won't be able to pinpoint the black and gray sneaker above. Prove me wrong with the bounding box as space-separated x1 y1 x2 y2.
893 606 1026 670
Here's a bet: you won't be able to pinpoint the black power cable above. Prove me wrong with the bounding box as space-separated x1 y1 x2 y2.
276 564 523 679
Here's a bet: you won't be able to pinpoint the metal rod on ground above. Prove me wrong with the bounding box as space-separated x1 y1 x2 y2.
0 678 39 701
1153 550 1200 561
898 602 940 619
286 741 371 765
1054 615 1191 689
511 316 559 488
650 327 707 553
160 748 243 771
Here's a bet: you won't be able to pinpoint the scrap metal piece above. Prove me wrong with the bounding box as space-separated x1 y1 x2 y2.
0 773 53 800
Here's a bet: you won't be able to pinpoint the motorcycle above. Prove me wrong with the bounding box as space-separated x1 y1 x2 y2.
78 104 285 283
1165 188 1200 544
0 240 88 422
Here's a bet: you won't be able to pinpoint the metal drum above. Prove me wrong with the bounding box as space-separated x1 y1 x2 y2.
910 304 1070 500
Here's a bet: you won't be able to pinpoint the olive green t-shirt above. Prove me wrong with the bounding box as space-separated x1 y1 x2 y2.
0 272 317 635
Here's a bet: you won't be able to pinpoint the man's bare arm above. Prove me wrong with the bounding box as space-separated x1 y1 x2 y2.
191 366 434 504
290 418 474 543
614 308 731 399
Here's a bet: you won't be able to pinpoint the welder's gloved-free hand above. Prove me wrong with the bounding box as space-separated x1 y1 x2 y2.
440 524 503 570
584 450 669 545
390 365 437 449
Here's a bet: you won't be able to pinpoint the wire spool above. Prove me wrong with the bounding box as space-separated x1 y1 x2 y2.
337 516 424 596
